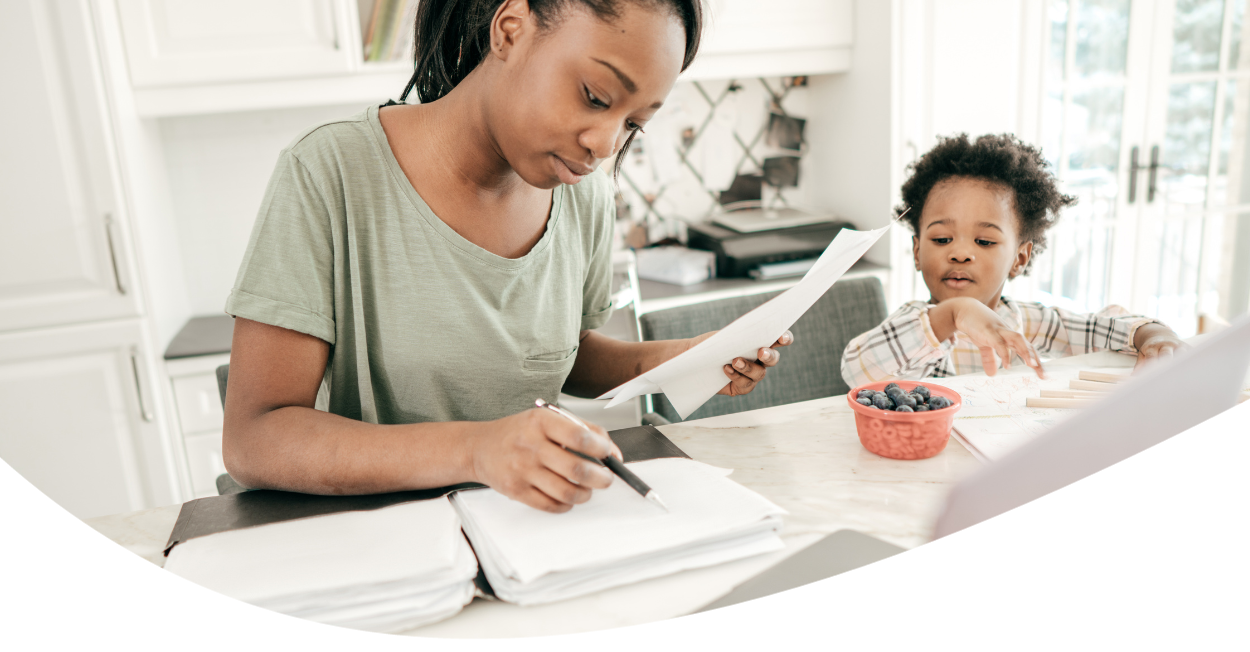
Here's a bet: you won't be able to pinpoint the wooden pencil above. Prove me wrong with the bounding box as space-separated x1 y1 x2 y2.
1070 379 1117 392
1026 397 1096 409
1079 370 1129 384
1039 389 1105 398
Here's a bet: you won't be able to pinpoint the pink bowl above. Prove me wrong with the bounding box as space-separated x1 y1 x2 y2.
846 381 962 460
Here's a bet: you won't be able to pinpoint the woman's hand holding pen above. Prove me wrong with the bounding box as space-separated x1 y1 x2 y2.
469 409 622 514
930 297 1046 378
682 330 795 397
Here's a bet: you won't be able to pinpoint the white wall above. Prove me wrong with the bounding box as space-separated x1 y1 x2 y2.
158 104 365 317
807 0 898 271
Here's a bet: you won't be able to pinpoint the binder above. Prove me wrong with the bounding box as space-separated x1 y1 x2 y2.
164 425 689 556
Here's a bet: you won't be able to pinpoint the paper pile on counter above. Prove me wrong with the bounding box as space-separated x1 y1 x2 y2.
164 498 476 633
451 458 786 605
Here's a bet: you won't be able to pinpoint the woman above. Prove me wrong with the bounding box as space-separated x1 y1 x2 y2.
222 0 791 512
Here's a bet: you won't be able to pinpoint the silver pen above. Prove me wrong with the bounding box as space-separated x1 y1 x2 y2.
534 398 670 512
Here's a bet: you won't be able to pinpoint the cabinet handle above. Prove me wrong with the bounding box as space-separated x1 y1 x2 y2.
1147 145 1160 203
1127 146 1140 203
103 213 126 295
130 347 154 422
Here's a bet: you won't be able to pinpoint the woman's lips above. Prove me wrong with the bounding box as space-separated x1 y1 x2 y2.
553 155 590 185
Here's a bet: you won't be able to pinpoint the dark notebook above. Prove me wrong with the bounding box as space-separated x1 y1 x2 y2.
164 425 689 556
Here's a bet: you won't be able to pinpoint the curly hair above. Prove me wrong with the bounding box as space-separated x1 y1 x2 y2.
896 133 1075 275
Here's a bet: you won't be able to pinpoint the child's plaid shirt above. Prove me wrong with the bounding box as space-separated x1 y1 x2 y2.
840 296 1160 387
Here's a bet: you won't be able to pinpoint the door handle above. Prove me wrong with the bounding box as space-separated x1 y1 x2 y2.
1128 146 1140 203
1147 145 1160 203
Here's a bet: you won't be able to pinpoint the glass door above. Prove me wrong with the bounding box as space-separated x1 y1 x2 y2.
1137 0 1250 333
1029 0 1250 336
1021 0 1154 315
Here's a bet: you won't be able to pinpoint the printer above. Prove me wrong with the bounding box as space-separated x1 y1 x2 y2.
686 208 853 279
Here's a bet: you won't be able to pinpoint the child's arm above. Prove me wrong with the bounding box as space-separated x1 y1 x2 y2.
927 297 1046 377
841 302 955 388
1014 301 1179 370
1131 322 1186 371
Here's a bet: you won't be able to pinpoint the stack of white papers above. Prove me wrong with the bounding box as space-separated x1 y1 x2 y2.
163 498 477 633
451 458 787 605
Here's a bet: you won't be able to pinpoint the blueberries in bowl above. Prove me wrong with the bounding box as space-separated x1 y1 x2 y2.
856 383 952 413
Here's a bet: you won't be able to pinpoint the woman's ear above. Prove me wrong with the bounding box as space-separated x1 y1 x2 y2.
1009 240 1034 278
490 0 531 61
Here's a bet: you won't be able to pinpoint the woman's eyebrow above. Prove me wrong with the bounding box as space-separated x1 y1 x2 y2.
590 58 665 109
592 58 636 93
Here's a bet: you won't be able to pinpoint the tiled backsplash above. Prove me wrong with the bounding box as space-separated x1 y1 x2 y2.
614 76 812 242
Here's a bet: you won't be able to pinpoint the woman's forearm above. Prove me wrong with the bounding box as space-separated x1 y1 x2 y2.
561 330 688 398
223 404 483 495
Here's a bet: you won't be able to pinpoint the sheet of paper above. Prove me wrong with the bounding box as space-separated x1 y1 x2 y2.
451 458 787 604
601 225 889 418
163 497 477 631
928 366 1096 461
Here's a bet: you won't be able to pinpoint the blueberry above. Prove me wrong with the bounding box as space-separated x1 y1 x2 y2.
857 397 873 407
872 394 892 410
857 389 875 400
928 396 950 410
896 405 914 413
897 394 917 409
884 382 900 392
912 385 931 399
914 405 929 412
886 387 905 399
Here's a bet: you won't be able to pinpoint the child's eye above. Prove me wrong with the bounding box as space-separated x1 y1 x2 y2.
585 87 609 109
931 238 952 245
976 239 996 246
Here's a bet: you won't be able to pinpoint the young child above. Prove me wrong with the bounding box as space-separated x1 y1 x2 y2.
841 133 1185 387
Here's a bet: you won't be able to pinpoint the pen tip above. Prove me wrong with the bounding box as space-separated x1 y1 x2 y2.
648 493 670 513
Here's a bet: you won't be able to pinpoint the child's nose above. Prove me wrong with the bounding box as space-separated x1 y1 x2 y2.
949 247 973 263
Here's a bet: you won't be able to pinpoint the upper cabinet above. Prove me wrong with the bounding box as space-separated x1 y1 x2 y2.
685 0 853 80
0 0 142 332
116 0 351 87
107 0 852 117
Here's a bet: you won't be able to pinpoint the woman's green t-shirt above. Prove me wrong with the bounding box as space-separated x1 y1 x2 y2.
225 105 614 424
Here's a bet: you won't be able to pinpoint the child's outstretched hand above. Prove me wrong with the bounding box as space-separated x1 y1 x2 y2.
1132 323 1187 373
929 297 1046 378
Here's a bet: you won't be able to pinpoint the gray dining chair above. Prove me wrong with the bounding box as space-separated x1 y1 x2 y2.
213 364 249 495
637 276 887 424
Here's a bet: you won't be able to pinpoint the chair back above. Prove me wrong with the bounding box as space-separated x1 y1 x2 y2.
638 276 887 422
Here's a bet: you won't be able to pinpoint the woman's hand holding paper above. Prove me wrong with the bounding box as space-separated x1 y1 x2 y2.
470 409 622 514
682 329 795 398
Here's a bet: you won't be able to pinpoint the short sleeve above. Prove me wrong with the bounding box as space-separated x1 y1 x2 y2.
224 151 337 344
578 175 615 331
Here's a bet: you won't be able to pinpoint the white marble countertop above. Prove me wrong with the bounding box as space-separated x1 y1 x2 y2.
86 348 1168 638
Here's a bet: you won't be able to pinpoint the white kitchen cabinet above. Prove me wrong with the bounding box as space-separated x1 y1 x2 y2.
0 320 169 520
0 0 142 332
115 0 352 87
165 352 229 498
684 0 853 80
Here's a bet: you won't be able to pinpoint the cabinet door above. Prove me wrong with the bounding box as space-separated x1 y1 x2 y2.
0 0 141 332
116 0 351 87
0 321 165 520
686 0 853 79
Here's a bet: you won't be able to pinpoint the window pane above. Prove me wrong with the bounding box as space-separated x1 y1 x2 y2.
1164 81 1217 181
1073 0 1131 77
1066 85 1125 173
1231 0 1246 69
1049 0 1070 84
1171 0 1226 73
